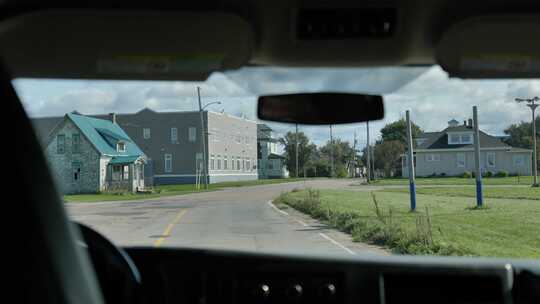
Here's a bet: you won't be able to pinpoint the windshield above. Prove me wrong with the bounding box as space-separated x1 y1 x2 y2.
16 65 539 259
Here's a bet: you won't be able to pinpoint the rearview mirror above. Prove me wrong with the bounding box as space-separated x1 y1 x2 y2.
257 93 384 125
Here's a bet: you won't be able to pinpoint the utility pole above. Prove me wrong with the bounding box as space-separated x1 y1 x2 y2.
352 131 357 178
366 121 371 183
197 87 208 190
406 110 416 211
515 96 539 187
295 124 299 178
197 87 221 190
330 125 335 177
473 106 483 207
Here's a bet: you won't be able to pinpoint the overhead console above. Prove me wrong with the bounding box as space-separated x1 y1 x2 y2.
125 247 540 304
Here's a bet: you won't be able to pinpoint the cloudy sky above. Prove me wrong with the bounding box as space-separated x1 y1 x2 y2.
13 65 540 149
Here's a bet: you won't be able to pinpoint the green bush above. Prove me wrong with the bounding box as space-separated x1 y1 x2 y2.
461 171 472 178
484 171 493 178
439 173 447 177
496 170 509 177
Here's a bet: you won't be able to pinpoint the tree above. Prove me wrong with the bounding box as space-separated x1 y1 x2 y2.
504 117 540 168
379 118 423 146
363 119 423 178
319 139 357 177
373 140 405 177
280 131 316 177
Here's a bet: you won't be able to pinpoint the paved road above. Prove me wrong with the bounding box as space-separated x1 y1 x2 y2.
67 179 387 256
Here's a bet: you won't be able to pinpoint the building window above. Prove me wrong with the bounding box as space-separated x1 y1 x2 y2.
171 127 178 143
461 134 472 143
224 156 228 170
426 153 440 162
164 154 172 173
268 161 274 170
231 157 235 170
450 134 460 144
117 141 126 152
112 165 122 181
247 159 251 171
217 155 221 170
189 127 196 142
72 133 81 153
457 153 466 168
143 128 151 139
57 134 65 154
487 152 496 167
449 132 473 145
513 155 525 167
123 165 130 180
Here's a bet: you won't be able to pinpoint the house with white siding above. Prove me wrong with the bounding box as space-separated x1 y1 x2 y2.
402 119 533 177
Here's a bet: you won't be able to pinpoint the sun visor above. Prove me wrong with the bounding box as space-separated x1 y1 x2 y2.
0 11 255 80
436 15 540 79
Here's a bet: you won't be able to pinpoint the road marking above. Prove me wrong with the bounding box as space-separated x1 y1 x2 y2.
319 232 356 255
267 200 289 215
154 209 187 247
296 219 309 227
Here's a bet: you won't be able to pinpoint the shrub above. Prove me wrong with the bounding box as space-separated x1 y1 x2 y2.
484 171 493 178
439 172 447 177
496 170 509 177
461 171 472 178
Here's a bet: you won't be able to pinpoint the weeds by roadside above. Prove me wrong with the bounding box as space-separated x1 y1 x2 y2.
275 189 471 256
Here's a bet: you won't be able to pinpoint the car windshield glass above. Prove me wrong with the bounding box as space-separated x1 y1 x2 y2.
15 65 540 259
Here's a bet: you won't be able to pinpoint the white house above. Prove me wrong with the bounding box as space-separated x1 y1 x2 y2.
403 119 533 177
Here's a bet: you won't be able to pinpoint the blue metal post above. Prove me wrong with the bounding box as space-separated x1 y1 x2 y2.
473 106 483 207
406 111 417 211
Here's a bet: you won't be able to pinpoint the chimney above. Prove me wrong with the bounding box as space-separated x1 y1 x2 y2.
109 113 117 124
468 118 473 128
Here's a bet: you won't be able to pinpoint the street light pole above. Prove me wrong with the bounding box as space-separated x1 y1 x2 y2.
197 86 221 190
515 96 539 187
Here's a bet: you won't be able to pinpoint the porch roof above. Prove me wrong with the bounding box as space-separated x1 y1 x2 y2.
109 155 142 165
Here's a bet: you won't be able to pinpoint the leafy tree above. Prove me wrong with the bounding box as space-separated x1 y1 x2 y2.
319 139 357 177
380 118 423 146
373 140 405 177
280 131 317 177
504 116 540 168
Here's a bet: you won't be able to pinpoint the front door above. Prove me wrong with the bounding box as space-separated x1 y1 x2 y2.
72 161 82 193
137 164 144 190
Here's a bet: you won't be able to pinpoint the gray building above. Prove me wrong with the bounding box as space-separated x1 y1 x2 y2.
33 108 258 185
44 113 146 194
257 124 288 179
402 119 533 177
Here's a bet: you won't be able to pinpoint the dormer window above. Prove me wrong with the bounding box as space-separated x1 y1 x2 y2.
448 132 473 145
117 141 126 152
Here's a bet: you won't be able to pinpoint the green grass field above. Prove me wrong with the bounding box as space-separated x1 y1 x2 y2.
278 187 540 258
369 176 535 186
64 178 307 203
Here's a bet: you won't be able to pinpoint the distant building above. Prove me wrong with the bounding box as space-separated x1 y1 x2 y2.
403 119 533 177
44 113 146 194
257 124 288 179
33 108 258 185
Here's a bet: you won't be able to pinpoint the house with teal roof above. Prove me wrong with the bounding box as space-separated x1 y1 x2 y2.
44 113 147 194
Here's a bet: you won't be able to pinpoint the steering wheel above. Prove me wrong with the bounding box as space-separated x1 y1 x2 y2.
77 223 141 304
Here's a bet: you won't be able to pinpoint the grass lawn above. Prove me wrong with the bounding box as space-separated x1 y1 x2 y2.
64 178 307 203
278 188 540 258
369 176 535 186
384 186 540 201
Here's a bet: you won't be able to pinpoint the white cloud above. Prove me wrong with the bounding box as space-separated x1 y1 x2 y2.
13 65 540 150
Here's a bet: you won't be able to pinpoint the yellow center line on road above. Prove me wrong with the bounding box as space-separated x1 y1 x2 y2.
154 209 187 247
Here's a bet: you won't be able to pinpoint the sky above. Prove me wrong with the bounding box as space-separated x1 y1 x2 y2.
13 65 540 150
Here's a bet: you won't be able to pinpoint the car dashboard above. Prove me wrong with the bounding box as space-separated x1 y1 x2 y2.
123 247 540 304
